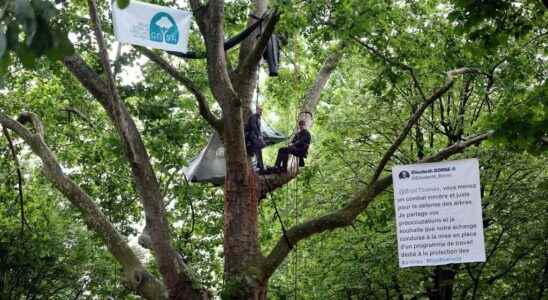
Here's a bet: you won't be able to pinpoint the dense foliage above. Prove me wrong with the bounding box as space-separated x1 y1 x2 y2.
1 0 546 298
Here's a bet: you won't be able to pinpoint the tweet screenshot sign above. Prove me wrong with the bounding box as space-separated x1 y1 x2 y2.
392 159 485 268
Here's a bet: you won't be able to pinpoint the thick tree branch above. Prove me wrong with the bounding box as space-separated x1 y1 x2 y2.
17 112 45 138
301 43 346 118
192 0 238 107
260 131 492 279
88 0 183 293
369 68 482 185
231 0 270 118
257 45 345 197
237 0 268 68
238 11 280 75
137 47 223 133
56 2 207 298
0 112 166 299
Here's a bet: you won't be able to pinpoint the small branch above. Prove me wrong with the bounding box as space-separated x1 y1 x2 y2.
368 68 482 185
260 131 492 280
61 107 95 128
354 37 426 100
1 125 30 234
138 47 223 133
88 0 120 106
486 241 542 285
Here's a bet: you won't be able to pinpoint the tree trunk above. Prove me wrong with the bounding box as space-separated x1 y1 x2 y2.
220 94 265 299
428 266 457 300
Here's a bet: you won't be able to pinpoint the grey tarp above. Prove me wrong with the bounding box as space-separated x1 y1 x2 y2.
183 120 286 185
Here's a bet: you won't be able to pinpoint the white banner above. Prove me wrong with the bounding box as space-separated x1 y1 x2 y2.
392 158 486 268
112 0 191 53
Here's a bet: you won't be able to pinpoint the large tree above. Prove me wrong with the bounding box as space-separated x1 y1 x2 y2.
0 0 546 299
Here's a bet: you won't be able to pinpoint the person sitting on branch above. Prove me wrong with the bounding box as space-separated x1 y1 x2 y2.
273 120 311 173
245 106 266 171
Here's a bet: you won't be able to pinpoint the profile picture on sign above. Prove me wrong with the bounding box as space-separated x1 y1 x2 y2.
399 170 410 179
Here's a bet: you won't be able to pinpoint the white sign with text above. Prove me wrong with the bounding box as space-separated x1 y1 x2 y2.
392 158 486 268
113 0 191 53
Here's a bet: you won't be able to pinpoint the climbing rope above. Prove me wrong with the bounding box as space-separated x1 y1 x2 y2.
293 177 299 300
253 57 294 251
270 193 293 250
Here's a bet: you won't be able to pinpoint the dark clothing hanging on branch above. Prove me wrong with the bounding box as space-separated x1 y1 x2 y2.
167 16 265 59
168 13 282 77
245 113 266 170
262 34 280 76
274 129 311 172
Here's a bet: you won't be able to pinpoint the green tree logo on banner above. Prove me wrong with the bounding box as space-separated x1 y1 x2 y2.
149 12 179 45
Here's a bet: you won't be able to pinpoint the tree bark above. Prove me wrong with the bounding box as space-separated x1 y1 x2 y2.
188 1 282 298
59 1 209 296
428 266 458 300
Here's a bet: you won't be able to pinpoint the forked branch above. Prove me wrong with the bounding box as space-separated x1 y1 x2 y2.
59 1 205 297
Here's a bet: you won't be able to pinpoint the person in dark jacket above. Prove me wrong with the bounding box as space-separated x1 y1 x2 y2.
245 106 266 171
273 120 311 172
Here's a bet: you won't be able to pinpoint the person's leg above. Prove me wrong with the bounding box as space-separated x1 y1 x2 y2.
283 146 301 172
274 149 281 168
281 148 293 171
255 149 264 170
281 153 288 171
275 147 288 168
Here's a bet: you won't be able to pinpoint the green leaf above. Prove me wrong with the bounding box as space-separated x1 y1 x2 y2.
116 0 130 9
15 45 37 68
15 0 37 46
